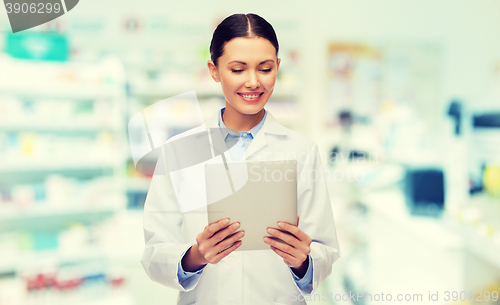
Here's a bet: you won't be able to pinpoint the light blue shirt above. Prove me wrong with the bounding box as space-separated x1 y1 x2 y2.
177 108 313 289
219 107 267 160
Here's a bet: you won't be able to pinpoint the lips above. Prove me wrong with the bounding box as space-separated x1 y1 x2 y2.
237 92 264 103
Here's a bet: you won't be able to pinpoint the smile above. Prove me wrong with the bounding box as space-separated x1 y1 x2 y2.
237 92 264 103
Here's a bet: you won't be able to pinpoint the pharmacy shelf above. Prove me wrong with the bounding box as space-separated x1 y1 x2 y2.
0 121 120 132
0 248 108 274
459 225 500 269
444 193 500 269
0 207 116 232
15 294 135 305
0 84 123 100
0 55 126 100
363 189 500 270
77 294 134 305
0 57 132 305
0 159 124 173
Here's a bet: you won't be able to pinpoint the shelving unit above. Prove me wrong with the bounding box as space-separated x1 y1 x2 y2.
0 54 130 305
362 188 500 300
0 159 123 173
0 248 107 274
0 207 115 232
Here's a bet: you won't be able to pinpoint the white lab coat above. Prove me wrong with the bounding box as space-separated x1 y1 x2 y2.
141 110 340 305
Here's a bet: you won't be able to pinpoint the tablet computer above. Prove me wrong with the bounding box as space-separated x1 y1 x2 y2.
205 159 297 251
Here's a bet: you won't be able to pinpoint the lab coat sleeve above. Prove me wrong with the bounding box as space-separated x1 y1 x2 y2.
294 144 341 296
140 146 204 292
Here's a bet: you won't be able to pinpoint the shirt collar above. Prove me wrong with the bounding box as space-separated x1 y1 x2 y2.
218 107 267 140
206 107 288 137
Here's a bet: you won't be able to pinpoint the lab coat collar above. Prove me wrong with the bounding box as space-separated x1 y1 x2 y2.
205 109 288 136
205 108 289 159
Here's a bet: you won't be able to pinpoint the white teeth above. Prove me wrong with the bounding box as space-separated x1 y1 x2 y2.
241 94 261 99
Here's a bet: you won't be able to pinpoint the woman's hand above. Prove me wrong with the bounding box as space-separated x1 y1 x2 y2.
182 218 244 272
263 215 312 277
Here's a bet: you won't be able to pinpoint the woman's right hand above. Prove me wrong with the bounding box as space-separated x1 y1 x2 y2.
181 218 244 272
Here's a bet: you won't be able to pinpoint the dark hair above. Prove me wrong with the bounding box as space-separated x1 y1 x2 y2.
210 13 279 66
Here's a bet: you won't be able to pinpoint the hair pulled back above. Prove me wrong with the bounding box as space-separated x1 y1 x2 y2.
209 13 279 66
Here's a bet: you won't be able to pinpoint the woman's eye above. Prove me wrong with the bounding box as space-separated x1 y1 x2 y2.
232 69 243 73
261 69 272 73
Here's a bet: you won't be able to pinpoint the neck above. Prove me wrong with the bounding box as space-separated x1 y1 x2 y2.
222 102 265 133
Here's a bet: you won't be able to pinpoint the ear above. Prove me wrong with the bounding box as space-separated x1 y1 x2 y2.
207 60 220 83
276 57 281 74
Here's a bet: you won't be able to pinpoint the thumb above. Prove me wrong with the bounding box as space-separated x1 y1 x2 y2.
297 214 300 226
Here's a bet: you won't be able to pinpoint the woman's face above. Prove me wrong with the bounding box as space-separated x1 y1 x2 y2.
208 37 280 115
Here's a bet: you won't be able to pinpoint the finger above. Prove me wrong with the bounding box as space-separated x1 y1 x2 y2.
210 222 240 246
270 246 301 268
212 240 242 264
199 218 230 240
277 221 310 243
215 230 244 252
297 214 299 225
267 228 300 248
264 236 301 258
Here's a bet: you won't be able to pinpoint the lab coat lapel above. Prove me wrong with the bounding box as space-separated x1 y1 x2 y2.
244 111 288 159
243 131 268 159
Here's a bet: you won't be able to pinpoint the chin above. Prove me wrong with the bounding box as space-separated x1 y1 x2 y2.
233 103 267 116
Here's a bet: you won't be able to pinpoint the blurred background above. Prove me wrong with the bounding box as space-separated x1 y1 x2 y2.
1 0 500 304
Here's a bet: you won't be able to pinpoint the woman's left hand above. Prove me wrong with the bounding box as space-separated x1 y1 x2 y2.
264 215 312 276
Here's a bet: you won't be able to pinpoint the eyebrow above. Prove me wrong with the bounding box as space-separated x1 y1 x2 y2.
227 59 275 65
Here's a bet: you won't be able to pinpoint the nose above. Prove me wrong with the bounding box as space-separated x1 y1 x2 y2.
245 71 260 89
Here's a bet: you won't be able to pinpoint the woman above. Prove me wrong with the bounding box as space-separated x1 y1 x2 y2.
141 13 340 305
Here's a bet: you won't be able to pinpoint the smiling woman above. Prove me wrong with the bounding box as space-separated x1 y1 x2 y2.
207 14 281 132
141 13 341 305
